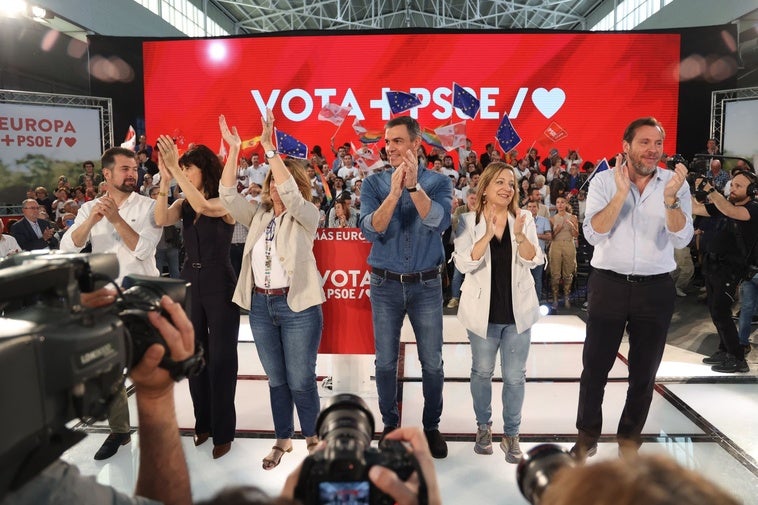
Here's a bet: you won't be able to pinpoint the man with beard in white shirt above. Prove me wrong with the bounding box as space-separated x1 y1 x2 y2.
60 146 162 461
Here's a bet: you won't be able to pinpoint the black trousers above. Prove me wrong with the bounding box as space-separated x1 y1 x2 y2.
184 265 240 446
704 264 744 360
576 269 675 445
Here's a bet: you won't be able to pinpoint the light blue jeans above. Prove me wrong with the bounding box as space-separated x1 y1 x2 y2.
469 324 531 436
370 272 444 430
250 293 323 439
738 274 758 346
451 266 464 299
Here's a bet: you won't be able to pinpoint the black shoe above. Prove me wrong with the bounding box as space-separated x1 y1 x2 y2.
702 350 727 365
743 344 752 357
711 355 749 373
378 425 397 442
569 442 597 462
424 429 448 459
94 432 131 460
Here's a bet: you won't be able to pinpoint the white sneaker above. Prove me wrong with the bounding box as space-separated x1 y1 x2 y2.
676 288 687 297
446 298 459 308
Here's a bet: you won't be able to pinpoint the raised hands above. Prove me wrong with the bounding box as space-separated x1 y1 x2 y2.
156 135 180 182
219 114 240 150
664 162 688 201
260 108 275 149
613 153 631 196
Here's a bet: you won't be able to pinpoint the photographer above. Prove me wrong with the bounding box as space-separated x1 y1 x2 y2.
692 171 758 373
2 289 194 505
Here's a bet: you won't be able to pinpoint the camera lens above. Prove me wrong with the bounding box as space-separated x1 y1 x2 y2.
517 444 576 505
316 394 375 459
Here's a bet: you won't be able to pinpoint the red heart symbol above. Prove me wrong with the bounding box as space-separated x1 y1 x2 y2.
64 137 77 147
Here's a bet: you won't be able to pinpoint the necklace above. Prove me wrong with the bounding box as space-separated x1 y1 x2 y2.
263 216 276 288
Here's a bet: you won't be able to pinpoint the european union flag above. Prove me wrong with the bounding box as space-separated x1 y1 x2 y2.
495 113 521 153
453 83 480 119
386 90 422 114
275 129 308 159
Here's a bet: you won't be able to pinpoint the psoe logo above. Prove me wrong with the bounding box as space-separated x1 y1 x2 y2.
251 86 567 122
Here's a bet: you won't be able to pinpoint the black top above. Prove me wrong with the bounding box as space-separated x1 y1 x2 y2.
488 224 516 325
704 200 758 270
180 200 236 294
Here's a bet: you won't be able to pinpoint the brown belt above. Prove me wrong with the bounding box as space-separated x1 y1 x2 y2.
254 286 289 296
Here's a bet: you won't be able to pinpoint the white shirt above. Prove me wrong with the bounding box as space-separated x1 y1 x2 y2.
337 166 358 181
247 164 269 187
0 234 21 258
251 214 290 289
60 192 162 284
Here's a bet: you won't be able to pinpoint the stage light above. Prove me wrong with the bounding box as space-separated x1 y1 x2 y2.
30 5 46 19
1 0 27 18
208 40 227 62
539 304 556 317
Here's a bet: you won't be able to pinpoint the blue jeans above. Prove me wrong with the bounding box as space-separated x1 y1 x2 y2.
738 274 758 346
370 273 444 430
249 293 323 438
156 247 181 278
451 266 464 299
531 263 544 300
468 324 531 436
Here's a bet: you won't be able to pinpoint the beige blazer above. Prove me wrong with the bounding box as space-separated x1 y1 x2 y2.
219 176 325 312
452 209 543 338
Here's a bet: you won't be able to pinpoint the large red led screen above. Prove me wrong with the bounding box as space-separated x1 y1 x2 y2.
143 32 680 165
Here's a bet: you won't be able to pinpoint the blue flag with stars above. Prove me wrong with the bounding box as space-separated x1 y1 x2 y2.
275 129 308 159
453 83 480 119
495 113 521 153
386 90 422 114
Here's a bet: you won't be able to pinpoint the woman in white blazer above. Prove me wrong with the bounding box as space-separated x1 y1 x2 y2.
452 162 543 464
218 111 325 471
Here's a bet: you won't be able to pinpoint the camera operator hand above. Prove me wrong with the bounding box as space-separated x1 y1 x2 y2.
369 427 442 505
280 427 442 505
80 289 193 505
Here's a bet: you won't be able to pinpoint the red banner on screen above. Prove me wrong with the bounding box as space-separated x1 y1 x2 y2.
314 229 374 354
143 32 680 166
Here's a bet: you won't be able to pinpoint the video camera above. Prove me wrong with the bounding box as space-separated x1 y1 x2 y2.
517 444 576 505
666 154 754 201
294 394 427 505
0 251 200 500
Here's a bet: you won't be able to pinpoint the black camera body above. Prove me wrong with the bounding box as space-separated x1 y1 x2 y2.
0 252 194 500
294 394 425 505
517 444 576 505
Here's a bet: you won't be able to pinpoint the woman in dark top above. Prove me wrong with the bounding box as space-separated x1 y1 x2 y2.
154 140 239 460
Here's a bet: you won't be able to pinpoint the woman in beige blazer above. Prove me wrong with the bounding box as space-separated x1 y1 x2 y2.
452 162 542 465
218 110 325 471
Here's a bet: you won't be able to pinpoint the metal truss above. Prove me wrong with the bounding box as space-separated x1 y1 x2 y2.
212 0 594 34
0 89 114 153
710 86 758 148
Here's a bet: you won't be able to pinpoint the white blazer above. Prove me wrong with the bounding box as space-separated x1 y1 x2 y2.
453 209 543 338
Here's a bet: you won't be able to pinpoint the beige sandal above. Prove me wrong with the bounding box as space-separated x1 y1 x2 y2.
262 445 292 470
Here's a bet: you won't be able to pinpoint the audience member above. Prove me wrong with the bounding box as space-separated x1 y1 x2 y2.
527 200 552 300
11 199 58 251
549 196 578 309
0 219 21 258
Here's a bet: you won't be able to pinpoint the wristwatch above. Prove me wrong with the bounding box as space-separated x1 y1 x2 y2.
406 183 421 193
265 149 277 160
664 198 681 210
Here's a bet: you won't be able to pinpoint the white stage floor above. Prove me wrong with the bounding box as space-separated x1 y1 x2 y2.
62 314 758 504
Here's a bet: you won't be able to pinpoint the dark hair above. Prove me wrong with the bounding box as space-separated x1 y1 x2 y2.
623 117 665 144
101 147 136 170
178 145 223 199
82 160 95 168
137 149 148 156
385 115 422 141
